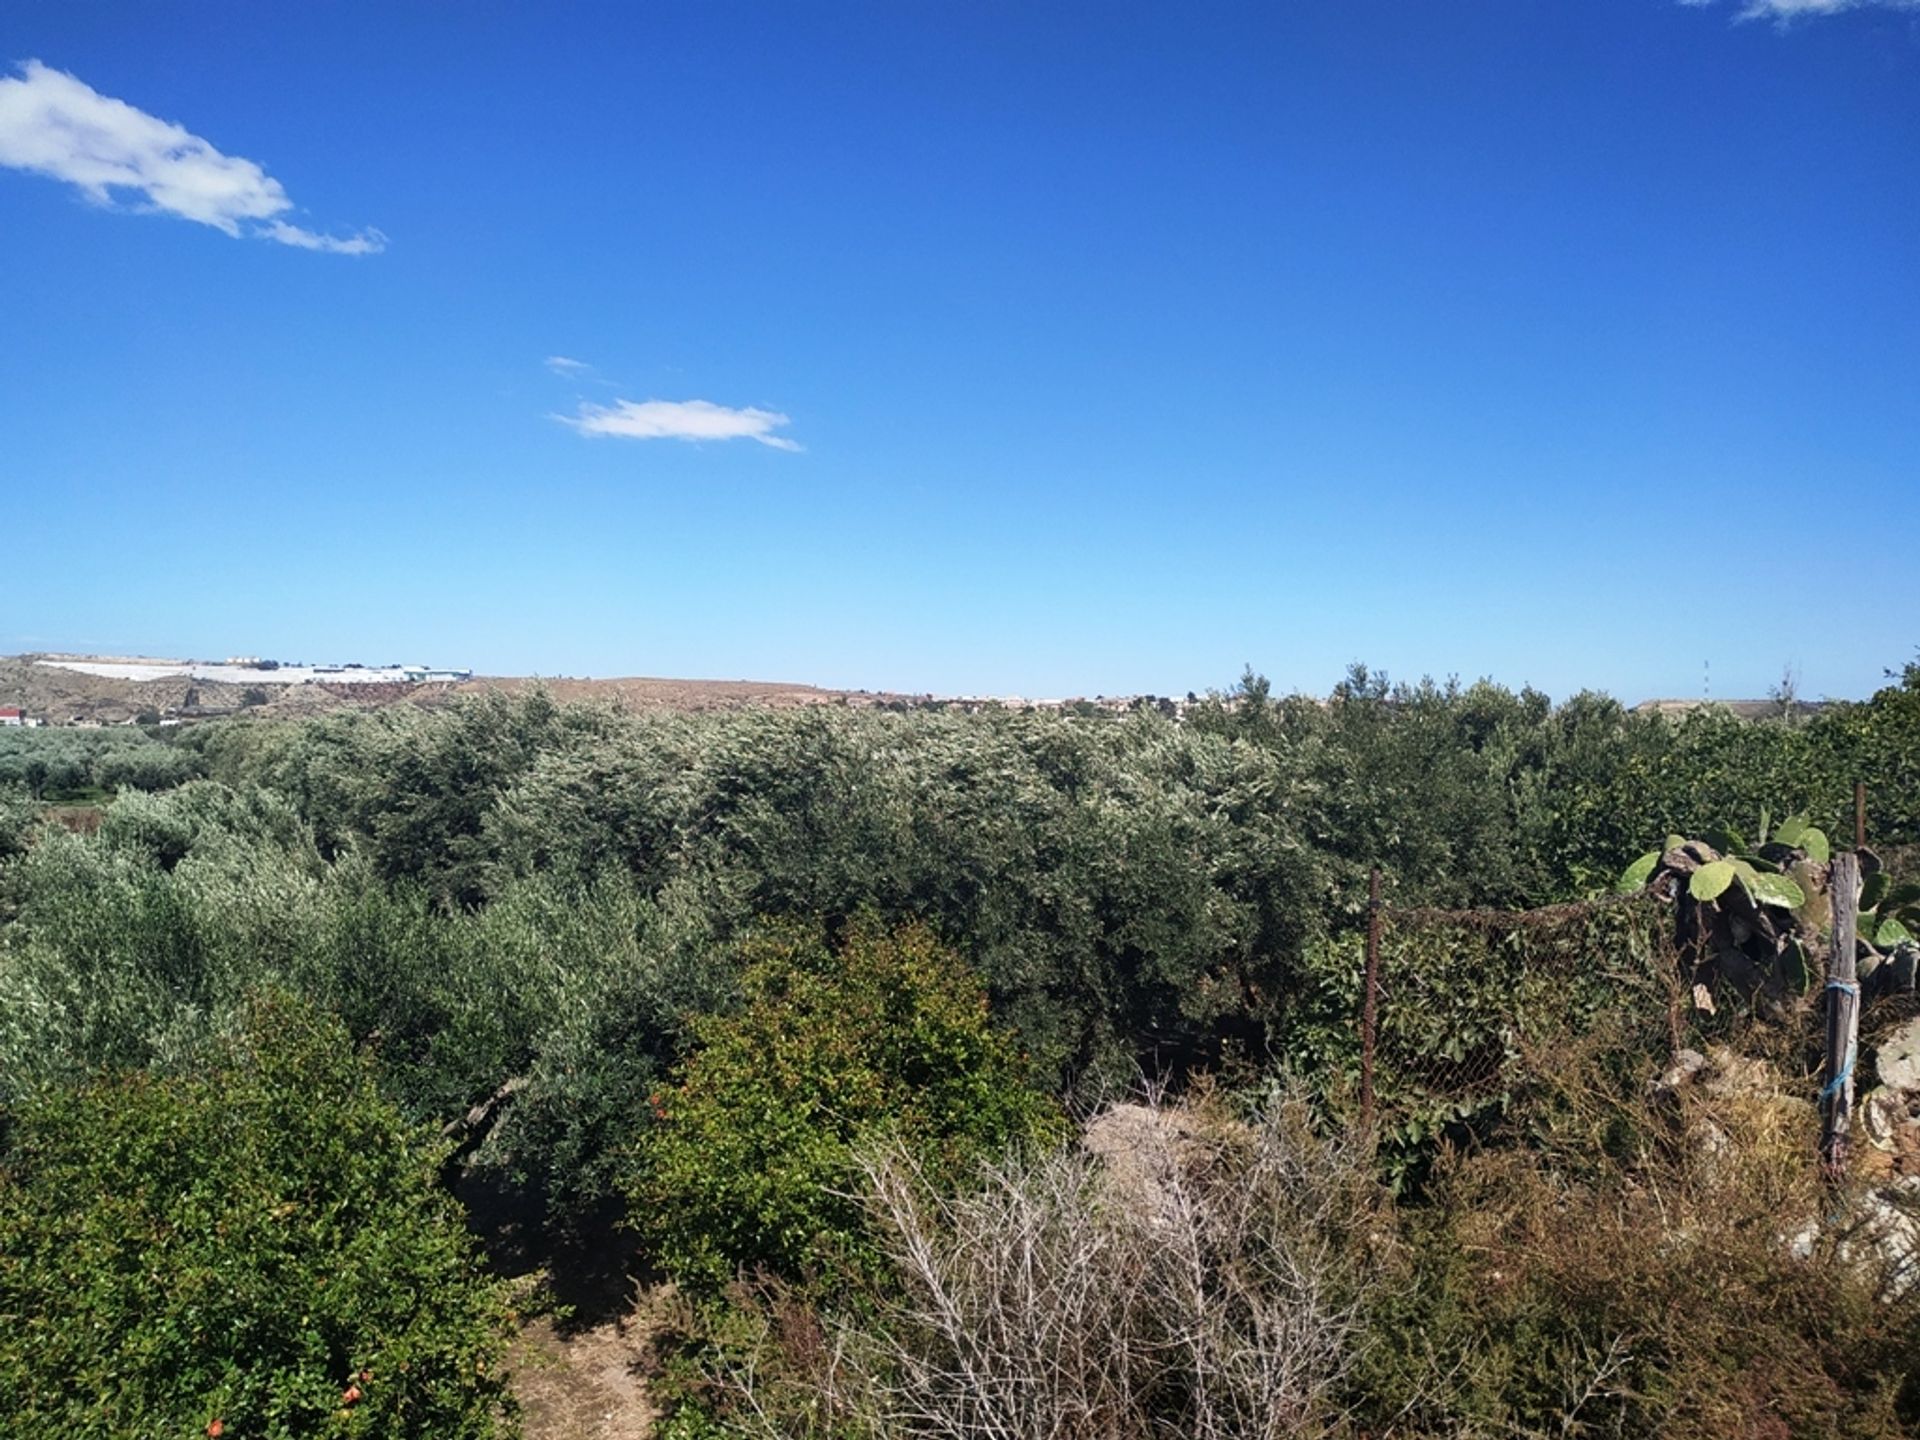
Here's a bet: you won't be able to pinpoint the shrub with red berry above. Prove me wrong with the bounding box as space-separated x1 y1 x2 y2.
0 994 516 1438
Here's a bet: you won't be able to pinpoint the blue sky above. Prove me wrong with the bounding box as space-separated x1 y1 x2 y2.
2 1 1915 701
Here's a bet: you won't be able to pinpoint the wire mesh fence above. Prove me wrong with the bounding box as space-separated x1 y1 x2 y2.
1359 883 1686 1159
1355 788 1918 1185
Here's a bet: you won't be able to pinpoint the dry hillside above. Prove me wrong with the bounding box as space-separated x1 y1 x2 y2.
0 654 905 725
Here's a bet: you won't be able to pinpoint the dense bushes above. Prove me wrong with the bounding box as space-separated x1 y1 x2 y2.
470 880 733 1241
1194 662 1920 898
1353 1029 1920 1439
177 665 1920 1097
0 789 32 862
679 1020 1920 1439
0 820 267 1094
8 663 1918 1200
8 669 1919 1149
2 659 1917 1431
0 995 515 1439
0 776 741 1249
0 726 202 799
195 701 1322 1094
671 1092 1379 1440
0 786 694 1171
633 921 1059 1291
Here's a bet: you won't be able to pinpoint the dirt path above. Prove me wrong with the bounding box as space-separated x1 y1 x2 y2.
508 1311 657 1439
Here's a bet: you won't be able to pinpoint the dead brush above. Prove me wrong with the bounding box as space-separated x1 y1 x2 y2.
1360 1010 1920 1439
703 1090 1386 1440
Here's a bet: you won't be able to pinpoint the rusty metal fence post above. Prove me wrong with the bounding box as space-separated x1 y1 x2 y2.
1360 866 1382 1132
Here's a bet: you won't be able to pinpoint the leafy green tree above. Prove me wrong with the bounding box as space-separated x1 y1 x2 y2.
473 880 734 1244
95 741 203 792
631 920 1059 1291
0 788 34 862
0 994 515 1439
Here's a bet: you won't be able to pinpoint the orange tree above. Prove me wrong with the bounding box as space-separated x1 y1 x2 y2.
0 994 515 1439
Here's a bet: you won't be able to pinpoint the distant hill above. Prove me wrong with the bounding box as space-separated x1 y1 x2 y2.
5 652 1846 731
1633 697 1834 722
0 654 904 726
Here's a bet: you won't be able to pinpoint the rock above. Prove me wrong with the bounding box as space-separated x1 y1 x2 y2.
1888 944 1919 994
1658 1048 1707 1092
1687 1117 1732 1181
1783 1180 1920 1300
1843 1181 1920 1301
1860 950 1884 989
1862 950 1920 1001
1862 1087 1905 1153
1875 1017 1920 1093
1701 1046 1777 1101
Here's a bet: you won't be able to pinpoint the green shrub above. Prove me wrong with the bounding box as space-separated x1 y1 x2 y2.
0 728 201 801
0 993 516 1439
631 920 1060 1291
470 879 736 1243
0 833 233 1096
0 787 34 863
483 705 1306 1096
99 781 319 871
95 740 204 792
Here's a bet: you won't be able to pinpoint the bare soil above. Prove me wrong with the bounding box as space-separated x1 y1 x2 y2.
508 1308 658 1440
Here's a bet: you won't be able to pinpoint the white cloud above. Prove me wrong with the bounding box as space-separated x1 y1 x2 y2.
557 398 803 451
263 220 387 255
545 355 592 376
0 59 382 254
1687 0 1919 18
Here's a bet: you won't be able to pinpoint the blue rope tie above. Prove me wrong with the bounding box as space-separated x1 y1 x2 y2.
1821 979 1860 1104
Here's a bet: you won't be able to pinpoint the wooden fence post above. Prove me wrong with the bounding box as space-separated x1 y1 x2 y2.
1822 850 1862 1178
1360 866 1381 1132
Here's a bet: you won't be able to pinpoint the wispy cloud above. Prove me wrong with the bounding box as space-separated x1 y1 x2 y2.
262 219 386 255
556 398 803 451
545 355 593 376
1684 0 1920 19
0 59 382 254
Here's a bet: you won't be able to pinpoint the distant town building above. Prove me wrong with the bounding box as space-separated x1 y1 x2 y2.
37 657 479 692
0 707 23 727
308 664 472 684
